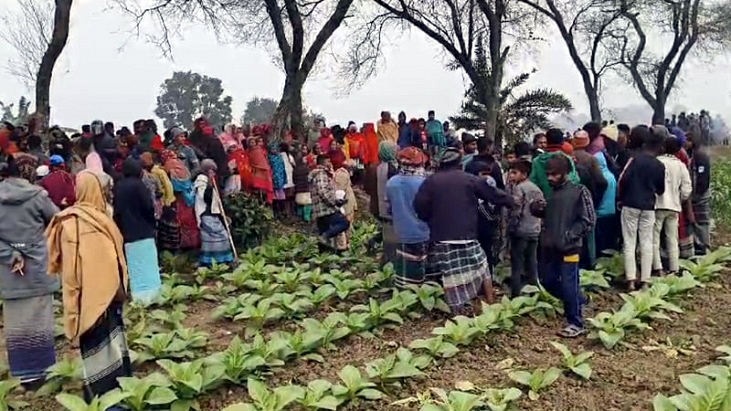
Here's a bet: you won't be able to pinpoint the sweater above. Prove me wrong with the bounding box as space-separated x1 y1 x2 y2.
594 152 617 217
414 169 513 242
619 152 665 210
656 155 692 213
0 178 59 299
113 177 157 243
530 151 580 200
507 179 543 238
386 173 430 243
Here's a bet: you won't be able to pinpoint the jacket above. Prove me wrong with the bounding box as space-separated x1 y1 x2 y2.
397 123 412 149
113 164 157 243
573 149 607 207
536 180 596 255
618 152 665 210
689 148 711 199
377 120 399 144
0 178 59 299
376 162 397 220
386 173 430 243
656 155 692 212
529 151 580 200
41 170 76 209
507 179 543 238
414 169 513 242
594 152 617 217
309 167 341 219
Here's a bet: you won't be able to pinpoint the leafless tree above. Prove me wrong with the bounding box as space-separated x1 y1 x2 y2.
343 0 534 145
517 0 622 122
0 0 73 131
115 0 356 140
612 0 731 124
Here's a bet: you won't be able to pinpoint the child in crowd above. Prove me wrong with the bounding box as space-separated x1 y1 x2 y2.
618 126 665 290
531 155 595 338
653 135 692 276
507 160 543 297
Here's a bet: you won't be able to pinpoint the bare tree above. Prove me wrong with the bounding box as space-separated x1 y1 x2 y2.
345 0 524 145
115 0 355 140
517 0 622 122
612 0 731 124
0 0 72 130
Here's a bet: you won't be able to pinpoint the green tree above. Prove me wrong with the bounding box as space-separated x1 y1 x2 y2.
154 71 233 130
242 97 278 125
0 96 32 125
451 67 572 146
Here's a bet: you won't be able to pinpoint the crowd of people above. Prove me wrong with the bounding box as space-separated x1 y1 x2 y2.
0 107 714 404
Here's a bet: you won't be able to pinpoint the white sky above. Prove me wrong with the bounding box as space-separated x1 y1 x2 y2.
0 0 729 130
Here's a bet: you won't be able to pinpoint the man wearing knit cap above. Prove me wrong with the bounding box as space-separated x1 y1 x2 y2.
414 148 513 312
530 128 579 199
387 147 430 289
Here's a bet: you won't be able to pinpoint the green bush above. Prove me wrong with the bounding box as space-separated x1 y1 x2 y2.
712 159 731 227
223 193 274 250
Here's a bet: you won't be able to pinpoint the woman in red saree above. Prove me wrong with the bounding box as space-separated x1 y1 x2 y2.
248 137 274 203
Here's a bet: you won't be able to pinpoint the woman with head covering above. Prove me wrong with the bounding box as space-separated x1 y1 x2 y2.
219 124 241 151
79 148 115 217
195 159 235 266
167 127 200 175
189 118 230 186
163 150 200 250
293 147 313 222
140 152 164 219
248 136 274 203
414 148 514 312
386 147 431 288
377 141 400 265
268 143 288 215
113 158 161 304
333 160 357 251
0 156 59 389
317 128 334 154
327 140 347 172
280 143 296 214
46 171 131 404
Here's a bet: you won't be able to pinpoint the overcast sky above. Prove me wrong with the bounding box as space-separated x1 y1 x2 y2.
0 0 729 130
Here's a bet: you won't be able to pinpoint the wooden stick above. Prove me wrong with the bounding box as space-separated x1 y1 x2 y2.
211 176 238 263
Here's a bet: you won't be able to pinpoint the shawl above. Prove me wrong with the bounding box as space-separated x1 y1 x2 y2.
586 135 606 155
46 172 128 342
426 119 446 147
318 128 334 153
219 124 240 150
328 148 347 170
268 151 287 190
229 148 253 190
249 145 273 203
378 141 398 167
164 158 190 180
13 152 39 182
345 132 365 160
362 123 379 165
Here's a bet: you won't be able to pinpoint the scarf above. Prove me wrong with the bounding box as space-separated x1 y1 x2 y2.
328 148 347 170
379 141 398 167
400 165 426 177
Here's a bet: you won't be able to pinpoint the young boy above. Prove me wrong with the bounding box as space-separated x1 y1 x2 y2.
507 160 544 297
531 155 595 338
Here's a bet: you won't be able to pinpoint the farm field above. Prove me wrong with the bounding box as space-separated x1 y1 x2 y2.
0 220 730 411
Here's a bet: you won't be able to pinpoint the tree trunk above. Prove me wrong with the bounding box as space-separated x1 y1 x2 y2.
34 0 72 132
652 99 666 125
271 72 306 143
587 89 602 122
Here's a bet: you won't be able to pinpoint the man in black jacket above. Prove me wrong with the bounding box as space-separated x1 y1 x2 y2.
531 154 595 338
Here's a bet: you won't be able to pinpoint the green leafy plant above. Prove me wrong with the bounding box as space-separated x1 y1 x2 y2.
233 298 285 337
55 390 129 411
481 387 523 411
652 272 703 296
420 388 485 411
213 293 263 320
196 262 230 284
267 330 324 363
652 365 731 411
223 192 274 249
331 365 383 402
244 378 304 411
117 373 178 411
132 329 206 364
149 305 187 331
205 336 265 384
273 268 312 295
298 379 342 410
36 357 84 396
587 303 649 349
433 316 480 346
365 348 428 385
595 250 625 280
508 367 562 400
307 285 336 305
301 314 351 350
550 342 593 379
351 298 403 329
580 270 611 290
328 277 365 300
0 379 29 410
157 359 224 411
620 287 683 321
409 336 460 359
243 280 281 297
716 345 731 364
410 283 451 313
271 293 314 319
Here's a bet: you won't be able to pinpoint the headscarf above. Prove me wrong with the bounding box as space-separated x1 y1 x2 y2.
200 159 218 175
671 127 687 147
164 157 191 181
268 144 287 189
85 151 104 174
219 124 239 149
572 130 590 150
75 171 107 212
378 141 398 166
328 145 347 170
397 147 428 167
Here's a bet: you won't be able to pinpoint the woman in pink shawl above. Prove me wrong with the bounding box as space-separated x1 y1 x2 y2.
78 151 114 216
218 124 241 150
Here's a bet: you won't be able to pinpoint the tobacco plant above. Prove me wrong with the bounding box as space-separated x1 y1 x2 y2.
331 365 383 402
157 359 224 411
298 379 342 410
481 387 523 411
271 293 314 319
411 283 451 313
652 364 731 411
420 388 486 411
580 270 611 291
587 304 649 349
233 298 285 337
508 367 562 400
433 316 480 346
0 379 28 410
131 329 206 364
409 336 460 359
37 357 84 396
301 313 351 350
117 373 178 411
550 342 593 380
678 258 725 282
239 378 305 411
365 348 429 386
351 298 404 329
205 336 265 384
212 293 263 320
55 390 129 411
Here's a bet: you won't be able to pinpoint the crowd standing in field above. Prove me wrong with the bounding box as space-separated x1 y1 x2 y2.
0 107 716 402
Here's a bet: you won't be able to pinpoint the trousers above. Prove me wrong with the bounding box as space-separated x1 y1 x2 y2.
621 206 655 282
653 209 680 272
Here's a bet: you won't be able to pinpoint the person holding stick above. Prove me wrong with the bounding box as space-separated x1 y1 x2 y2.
194 159 236 267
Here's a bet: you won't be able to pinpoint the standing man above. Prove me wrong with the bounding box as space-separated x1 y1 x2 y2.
377 111 399 144
414 148 513 312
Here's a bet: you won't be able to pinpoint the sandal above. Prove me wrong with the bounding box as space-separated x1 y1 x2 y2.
558 324 587 338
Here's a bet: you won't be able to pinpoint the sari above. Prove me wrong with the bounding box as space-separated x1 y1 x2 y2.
164 158 200 250
249 146 274 203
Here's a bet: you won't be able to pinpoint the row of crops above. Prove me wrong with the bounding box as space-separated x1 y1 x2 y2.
1 221 730 410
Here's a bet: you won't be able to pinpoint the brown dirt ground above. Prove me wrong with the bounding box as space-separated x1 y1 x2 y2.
11 223 731 411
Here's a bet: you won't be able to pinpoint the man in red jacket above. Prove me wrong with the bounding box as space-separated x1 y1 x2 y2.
40 155 75 210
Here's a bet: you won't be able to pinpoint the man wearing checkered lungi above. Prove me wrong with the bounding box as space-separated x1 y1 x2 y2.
414 147 513 313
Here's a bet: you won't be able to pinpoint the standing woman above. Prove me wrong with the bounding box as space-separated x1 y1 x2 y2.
0 156 59 388
248 137 274 204
293 149 313 222
46 171 132 405
333 161 357 251
195 159 235 267
164 152 200 250
80 149 114 217
269 143 288 215
114 159 161 304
